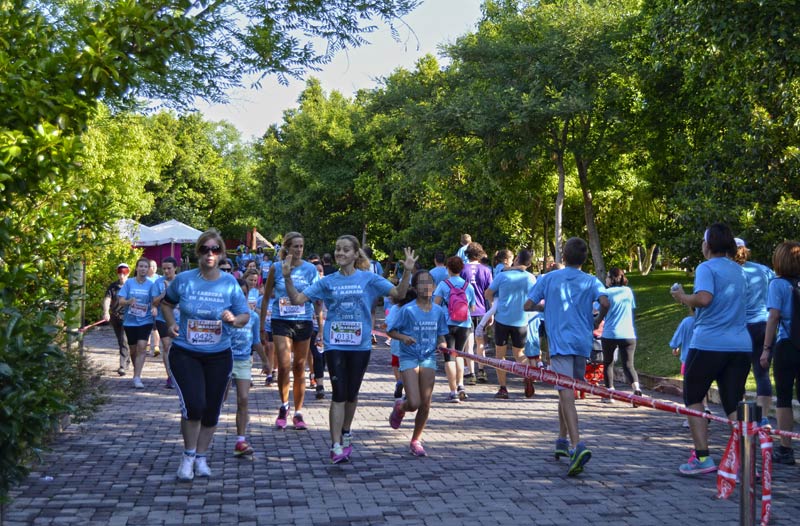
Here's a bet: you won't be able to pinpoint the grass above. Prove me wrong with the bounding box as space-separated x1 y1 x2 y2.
629 270 762 393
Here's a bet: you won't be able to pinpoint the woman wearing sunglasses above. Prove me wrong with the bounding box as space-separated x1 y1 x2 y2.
161 229 250 481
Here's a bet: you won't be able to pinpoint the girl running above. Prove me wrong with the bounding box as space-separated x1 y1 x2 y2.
281 235 417 463
387 270 449 456
118 257 157 389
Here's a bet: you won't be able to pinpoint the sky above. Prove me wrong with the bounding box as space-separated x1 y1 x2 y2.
194 0 484 140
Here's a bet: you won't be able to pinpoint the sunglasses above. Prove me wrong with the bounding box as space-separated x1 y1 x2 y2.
199 245 223 255
220 267 233 272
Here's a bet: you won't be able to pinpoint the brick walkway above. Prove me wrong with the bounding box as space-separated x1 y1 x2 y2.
4 326 800 525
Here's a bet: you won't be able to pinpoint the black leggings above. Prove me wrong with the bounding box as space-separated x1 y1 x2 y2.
747 322 772 396
683 349 750 416
325 350 371 403
310 330 325 381
169 344 232 427
773 339 800 408
444 325 469 362
601 338 639 389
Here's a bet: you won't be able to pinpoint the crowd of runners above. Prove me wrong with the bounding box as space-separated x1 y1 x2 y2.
100 224 800 483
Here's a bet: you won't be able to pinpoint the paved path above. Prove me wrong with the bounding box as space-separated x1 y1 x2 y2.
5 327 800 525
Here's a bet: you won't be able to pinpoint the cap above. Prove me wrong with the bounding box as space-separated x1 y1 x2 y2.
116 263 130 273
734 237 746 248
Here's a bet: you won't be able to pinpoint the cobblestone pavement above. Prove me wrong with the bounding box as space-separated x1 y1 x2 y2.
4 326 800 525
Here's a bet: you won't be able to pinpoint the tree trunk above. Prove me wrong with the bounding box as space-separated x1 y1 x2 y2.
642 244 658 275
575 155 605 280
543 209 549 270
553 151 566 264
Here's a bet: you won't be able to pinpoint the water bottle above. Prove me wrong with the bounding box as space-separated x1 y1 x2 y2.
671 283 681 292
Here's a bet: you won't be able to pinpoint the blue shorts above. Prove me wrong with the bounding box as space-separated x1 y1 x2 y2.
399 355 437 372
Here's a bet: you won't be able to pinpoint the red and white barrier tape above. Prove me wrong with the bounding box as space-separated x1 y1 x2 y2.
717 422 773 525
79 319 107 333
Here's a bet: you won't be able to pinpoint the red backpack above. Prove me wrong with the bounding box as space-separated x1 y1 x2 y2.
445 279 470 322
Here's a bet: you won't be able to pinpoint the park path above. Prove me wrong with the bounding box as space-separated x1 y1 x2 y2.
4 326 800 525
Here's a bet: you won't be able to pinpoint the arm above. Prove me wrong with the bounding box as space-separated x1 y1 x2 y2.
221 309 250 329
671 286 712 308
102 295 112 321
281 254 311 305
253 342 269 374
388 247 418 300
161 302 179 337
484 287 494 308
387 329 415 346
524 299 544 312
594 295 610 328
760 308 781 368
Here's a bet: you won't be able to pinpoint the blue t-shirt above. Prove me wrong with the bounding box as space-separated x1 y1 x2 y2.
256 295 272 333
601 286 637 339
386 304 402 357
433 276 477 328
303 270 394 351
388 302 449 363
153 276 174 323
228 309 260 360
270 260 319 321
119 278 156 327
528 266 605 358
689 257 750 352
429 266 449 286
487 269 536 327
742 261 775 324
247 288 259 311
669 315 695 363
766 278 794 342
525 311 543 357
456 244 469 265
165 269 250 353
369 260 383 276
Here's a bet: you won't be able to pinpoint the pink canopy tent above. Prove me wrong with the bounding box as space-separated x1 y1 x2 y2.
117 219 202 266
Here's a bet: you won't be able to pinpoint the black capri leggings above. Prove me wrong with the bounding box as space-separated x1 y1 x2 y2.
601 338 639 389
169 344 233 427
773 339 800 408
325 349 371 403
747 322 772 397
444 325 470 362
310 330 325 381
683 349 751 416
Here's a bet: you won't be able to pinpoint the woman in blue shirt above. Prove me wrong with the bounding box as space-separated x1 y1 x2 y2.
671 223 750 476
600 268 641 400
118 257 157 390
760 241 800 465
162 229 250 481
282 235 417 464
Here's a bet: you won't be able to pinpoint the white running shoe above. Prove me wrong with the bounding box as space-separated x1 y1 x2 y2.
133 377 145 389
194 456 211 477
176 455 194 481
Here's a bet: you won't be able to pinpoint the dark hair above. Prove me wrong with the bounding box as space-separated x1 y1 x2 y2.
563 238 588 266
236 277 248 292
494 249 512 265
243 269 260 279
773 241 800 278
162 256 178 267
480 256 491 266
445 256 464 274
465 242 485 261
322 253 333 264
434 250 446 264
196 229 226 257
607 267 628 287
704 223 736 256
364 246 374 259
516 249 533 267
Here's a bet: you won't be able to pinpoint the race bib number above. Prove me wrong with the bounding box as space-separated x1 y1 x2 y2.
279 297 305 317
187 319 222 346
129 302 148 319
330 321 362 346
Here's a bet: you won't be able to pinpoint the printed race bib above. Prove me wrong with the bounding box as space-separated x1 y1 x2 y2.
187 319 222 346
129 302 148 319
278 297 305 317
330 321 362 346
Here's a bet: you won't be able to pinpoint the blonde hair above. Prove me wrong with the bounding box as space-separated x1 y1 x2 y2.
281 231 303 258
337 235 370 270
734 245 751 265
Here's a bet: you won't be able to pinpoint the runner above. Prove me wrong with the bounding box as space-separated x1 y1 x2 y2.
118 257 157 389
102 263 131 376
525 237 609 476
600 268 642 401
161 229 250 481
387 270 449 457
281 235 416 463
260 232 320 431
460 242 493 385
152 257 179 389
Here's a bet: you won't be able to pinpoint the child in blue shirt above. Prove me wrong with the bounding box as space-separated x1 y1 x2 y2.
525 238 608 477
387 270 449 457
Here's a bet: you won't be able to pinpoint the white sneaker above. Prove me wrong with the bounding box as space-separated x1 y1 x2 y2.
176 454 194 481
133 377 145 389
194 456 211 477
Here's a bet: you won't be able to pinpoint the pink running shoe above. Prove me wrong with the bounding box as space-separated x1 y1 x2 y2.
276 406 288 429
410 440 427 457
342 433 353 458
330 444 349 464
389 399 406 429
292 413 307 430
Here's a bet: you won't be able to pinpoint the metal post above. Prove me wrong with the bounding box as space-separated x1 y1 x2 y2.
738 401 758 526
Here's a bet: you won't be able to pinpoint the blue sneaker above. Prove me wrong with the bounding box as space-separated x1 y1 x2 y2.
567 442 591 476
679 454 717 475
554 438 570 460
759 417 772 429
